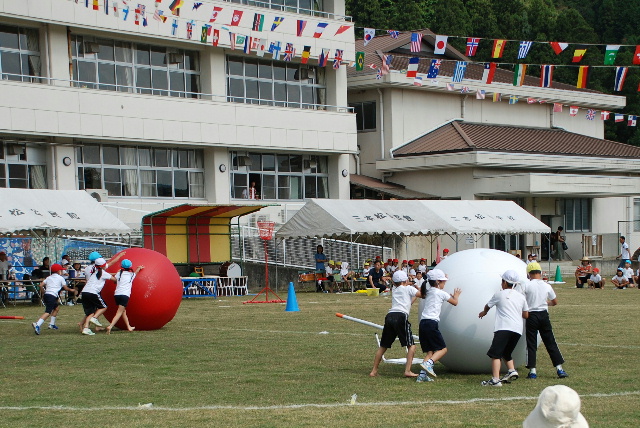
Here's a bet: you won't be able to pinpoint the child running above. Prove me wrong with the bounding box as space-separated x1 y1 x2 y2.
370 270 423 378
80 257 115 335
106 259 144 334
416 269 461 382
478 270 529 387
32 264 78 335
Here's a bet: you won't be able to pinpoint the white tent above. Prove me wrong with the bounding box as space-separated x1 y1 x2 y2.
0 189 130 236
276 199 550 238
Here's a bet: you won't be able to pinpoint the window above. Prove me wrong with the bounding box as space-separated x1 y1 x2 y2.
77 145 205 199
230 152 328 200
349 101 376 131
71 35 199 97
227 56 325 109
228 0 324 15
0 24 41 82
0 141 47 189
562 198 591 232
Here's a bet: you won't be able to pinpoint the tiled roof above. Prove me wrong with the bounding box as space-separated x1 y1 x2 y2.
350 32 597 93
392 121 640 159
350 174 436 199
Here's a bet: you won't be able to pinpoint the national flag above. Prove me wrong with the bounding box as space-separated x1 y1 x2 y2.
186 21 193 40
492 92 501 102
332 49 343 69
427 59 441 79
134 7 141 25
413 76 423 87
628 115 637 126
212 29 220 47
380 54 390 75
93 0 99 10
410 33 422 53
335 25 350 36
466 37 479 56
244 37 252 55
104 0 109 15
123 3 130 20
284 43 294 61
229 33 236 50
318 48 329 67
355 51 364 71
230 10 243 26
634 46 640 65
549 42 568 55
540 65 554 88
482 62 496 84
209 6 222 22
368 64 377 70
253 13 265 31
509 95 519 104
517 41 533 59
576 65 591 89
376 68 382 80
476 90 485 100
141 4 148 27
363 28 375 46
387 30 400 39
601 111 610 120
513 64 527 86
614 66 628 91
604 45 621 65
256 39 267 57
153 9 167 22
302 46 312 64
572 46 587 63
296 20 306 36
271 17 284 31
615 113 624 122
586 109 596 120
171 19 178 36
192 2 202 10
113 1 119 17
434 35 448 55
446 83 455 91
269 41 281 60
168 0 183 15
553 103 563 112
452 61 467 82
492 39 506 58
313 23 328 38
460 86 470 94
569 106 578 116
200 25 208 43
527 98 537 104
407 57 420 78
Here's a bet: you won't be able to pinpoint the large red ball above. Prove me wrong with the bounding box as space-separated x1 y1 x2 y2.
101 248 182 331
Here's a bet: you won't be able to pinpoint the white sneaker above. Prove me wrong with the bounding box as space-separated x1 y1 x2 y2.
420 361 437 377
90 317 103 327
82 328 96 336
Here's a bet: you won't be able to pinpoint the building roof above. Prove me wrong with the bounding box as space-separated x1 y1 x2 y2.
350 174 436 199
392 121 640 159
350 31 596 94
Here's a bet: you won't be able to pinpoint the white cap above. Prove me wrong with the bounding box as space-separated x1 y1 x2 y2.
523 385 588 428
501 270 521 284
94 257 107 266
427 269 447 281
392 270 408 283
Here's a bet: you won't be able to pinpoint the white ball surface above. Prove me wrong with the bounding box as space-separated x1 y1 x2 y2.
433 248 528 374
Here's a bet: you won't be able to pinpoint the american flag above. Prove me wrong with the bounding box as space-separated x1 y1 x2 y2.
380 54 390 75
517 41 533 59
476 90 485 100
466 38 479 56
413 76 423 86
586 109 596 120
446 83 455 91
153 9 167 22
387 30 400 39
410 33 422 53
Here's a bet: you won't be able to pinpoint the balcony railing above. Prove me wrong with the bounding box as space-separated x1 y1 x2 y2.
223 0 352 21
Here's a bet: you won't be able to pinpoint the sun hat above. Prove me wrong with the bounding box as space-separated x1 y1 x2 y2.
427 269 447 281
392 270 408 283
50 263 63 273
94 257 107 267
580 257 590 262
527 262 542 273
501 270 521 284
121 259 133 269
88 251 101 262
523 385 588 428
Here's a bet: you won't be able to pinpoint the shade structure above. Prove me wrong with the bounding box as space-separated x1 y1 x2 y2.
0 189 130 236
142 204 270 264
276 199 550 238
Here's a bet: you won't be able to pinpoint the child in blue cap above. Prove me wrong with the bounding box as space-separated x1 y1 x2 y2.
106 259 144 334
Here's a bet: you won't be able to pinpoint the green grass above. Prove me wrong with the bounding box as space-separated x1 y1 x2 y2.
1 286 639 427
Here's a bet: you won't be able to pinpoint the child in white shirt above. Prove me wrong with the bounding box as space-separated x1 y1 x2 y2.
106 259 144 334
587 268 604 289
32 264 77 335
612 268 629 289
622 260 635 287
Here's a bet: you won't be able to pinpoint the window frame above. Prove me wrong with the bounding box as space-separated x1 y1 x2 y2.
349 101 377 132
562 198 591 232
0 23 41 82
0 141 47 189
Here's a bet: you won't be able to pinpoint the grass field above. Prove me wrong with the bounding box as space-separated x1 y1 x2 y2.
1 284 639 427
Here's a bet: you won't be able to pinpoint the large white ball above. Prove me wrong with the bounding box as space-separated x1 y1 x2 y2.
433 248 528 374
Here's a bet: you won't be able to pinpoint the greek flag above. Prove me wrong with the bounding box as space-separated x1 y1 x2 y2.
451 61 467 83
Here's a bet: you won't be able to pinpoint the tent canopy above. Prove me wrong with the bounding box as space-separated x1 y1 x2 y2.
142 204 272 264
0 189 130 236
276 199 550 238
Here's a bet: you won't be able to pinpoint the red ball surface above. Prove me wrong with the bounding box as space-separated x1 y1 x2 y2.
101 248 182 331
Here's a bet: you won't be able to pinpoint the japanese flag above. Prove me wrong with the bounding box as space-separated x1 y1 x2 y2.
434 35 448 55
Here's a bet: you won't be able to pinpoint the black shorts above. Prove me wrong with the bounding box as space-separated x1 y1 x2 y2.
43 294 59 314
577 275 590 284
81 292 106 316
114 295 130 307
419 319 447 353
487 330 522 361
379 312 414 349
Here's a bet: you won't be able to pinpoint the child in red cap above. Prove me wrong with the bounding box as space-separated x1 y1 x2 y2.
32 264 78 335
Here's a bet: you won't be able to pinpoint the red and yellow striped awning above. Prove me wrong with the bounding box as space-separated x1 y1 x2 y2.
142 204 269 264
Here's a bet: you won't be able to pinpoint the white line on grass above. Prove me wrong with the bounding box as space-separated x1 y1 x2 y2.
558 342 640 350
1 391 638 412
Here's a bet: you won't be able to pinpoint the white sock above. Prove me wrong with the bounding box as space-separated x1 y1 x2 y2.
36 319 44 327
509 369 516 373
556 365 563 371
493 377 500 382
530 368 537 374
50 316 56 325
427 359 434 365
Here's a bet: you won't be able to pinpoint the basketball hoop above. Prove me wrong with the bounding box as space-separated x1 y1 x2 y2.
257 221 276 241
